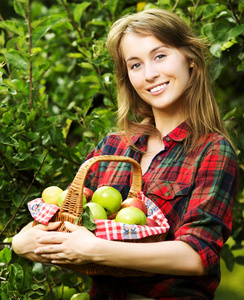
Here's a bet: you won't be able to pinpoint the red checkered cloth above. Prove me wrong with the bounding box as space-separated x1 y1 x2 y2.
28 192 169 239
94 191 169 240
27 198 60 225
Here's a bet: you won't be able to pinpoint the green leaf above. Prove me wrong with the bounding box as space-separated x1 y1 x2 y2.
237 60 244 71
2 111 14 125
0 248 12 264
235 255 244 265
103 0 119 17
6 50 29 71
33 62 51 83
8 263 24 291
32 15 62 45
13 0 27 18
202 4 227 20
223 107 237 121
73 2 91 24
228 24 244 39
210 43 222 58
0 292 8 300
0 20 25 36
75 205 97 231
221 244 235 271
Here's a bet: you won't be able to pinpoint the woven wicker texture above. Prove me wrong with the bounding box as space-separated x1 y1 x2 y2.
33 155 167 277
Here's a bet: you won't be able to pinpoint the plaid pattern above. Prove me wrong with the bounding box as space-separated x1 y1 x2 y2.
84 122 238 300
27 198 60 225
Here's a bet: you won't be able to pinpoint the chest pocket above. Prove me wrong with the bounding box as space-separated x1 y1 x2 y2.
144 180 192 232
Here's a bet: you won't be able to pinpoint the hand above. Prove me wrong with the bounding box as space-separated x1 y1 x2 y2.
12 221 62 263
34 221 97 265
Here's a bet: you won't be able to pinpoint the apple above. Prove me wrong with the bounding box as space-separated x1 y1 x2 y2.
83 187 93 202
70 293 90 300
146 218 159 227
92 186 122 215
121 197 147 215
57 189 87 207
53 286 76 300
42 186 63 205
115 207 147 225
85 202 107 219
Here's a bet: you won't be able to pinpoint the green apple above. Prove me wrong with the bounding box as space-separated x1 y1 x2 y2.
57 189 87 207
85 202 107 219
115 207 147 225
70 293 90 300
42 186 63 205
53 286 76 300
92 186 122 215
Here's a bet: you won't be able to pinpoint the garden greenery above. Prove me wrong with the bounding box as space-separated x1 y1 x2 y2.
0 0 243 299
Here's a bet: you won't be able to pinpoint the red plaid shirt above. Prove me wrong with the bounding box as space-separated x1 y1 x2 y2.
83 122 238 300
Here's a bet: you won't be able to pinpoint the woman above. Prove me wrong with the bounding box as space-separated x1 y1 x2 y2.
12 9 238 300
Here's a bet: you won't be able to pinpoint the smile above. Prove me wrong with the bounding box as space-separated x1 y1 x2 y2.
149 83 168 93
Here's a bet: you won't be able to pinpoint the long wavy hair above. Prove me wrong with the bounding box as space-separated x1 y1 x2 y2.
106 8 231 152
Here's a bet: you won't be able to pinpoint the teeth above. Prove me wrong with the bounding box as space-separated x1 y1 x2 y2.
150 83 167 93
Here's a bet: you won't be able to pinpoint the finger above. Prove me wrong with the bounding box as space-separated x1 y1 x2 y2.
35 221 62 231
64 221 80 232
34 244 62 255
37 232 67 244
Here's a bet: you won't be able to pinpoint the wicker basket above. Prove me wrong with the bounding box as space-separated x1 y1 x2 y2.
33 155 168 277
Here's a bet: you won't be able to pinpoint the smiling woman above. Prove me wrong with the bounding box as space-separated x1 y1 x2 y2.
12 8 239 300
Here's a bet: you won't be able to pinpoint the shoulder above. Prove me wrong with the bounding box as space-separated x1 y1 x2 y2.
204 133 236 159
88 131 131 157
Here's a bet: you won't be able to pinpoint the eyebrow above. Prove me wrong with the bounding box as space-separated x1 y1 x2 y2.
125 45 168 63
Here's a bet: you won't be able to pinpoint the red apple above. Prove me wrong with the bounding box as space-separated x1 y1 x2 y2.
146 218 159 227
83 187 93 202
121 197 147 216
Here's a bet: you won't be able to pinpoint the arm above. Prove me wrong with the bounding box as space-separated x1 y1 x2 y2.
34 221 204 276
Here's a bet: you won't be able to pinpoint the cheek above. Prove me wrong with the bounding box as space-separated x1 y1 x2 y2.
128 72 142 92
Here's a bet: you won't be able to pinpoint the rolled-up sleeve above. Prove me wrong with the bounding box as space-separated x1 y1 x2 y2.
175 138 239 273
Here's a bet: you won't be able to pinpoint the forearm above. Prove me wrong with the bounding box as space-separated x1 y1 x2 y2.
89 239 205 276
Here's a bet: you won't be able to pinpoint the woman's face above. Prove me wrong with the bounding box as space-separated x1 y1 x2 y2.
121 32 192 119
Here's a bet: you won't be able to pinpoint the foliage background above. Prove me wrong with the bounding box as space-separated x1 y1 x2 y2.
0 0 243 299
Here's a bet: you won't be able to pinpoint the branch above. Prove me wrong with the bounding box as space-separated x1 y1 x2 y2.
20 133 80 166
0 151 48 236
228 0 241 25
27 0 33 110
172 0 180 12
60 0 115 104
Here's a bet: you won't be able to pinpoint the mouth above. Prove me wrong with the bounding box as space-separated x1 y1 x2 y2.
148 82 169 93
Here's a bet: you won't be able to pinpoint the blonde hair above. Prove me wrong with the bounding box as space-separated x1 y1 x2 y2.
106 8 231 152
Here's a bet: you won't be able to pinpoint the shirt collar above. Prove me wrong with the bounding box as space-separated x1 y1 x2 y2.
131 121 189 146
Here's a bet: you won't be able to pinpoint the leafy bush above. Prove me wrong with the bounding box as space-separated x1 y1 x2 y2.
0 0 243 299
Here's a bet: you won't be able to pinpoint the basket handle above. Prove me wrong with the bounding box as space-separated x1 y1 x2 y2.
60 155 142 219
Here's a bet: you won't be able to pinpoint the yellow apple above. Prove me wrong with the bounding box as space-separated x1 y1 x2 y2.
42 186 63 205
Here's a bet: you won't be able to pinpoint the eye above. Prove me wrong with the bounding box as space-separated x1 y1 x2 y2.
155 54 165 60
131 63 141 70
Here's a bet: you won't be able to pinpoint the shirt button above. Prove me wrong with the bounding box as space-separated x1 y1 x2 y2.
157 156 163 161
165 192 170 197
165 137 171 142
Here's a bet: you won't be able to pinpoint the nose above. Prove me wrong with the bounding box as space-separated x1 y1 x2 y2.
145 62 160 82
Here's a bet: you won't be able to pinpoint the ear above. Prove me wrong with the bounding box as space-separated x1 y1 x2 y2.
190 61 195 68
